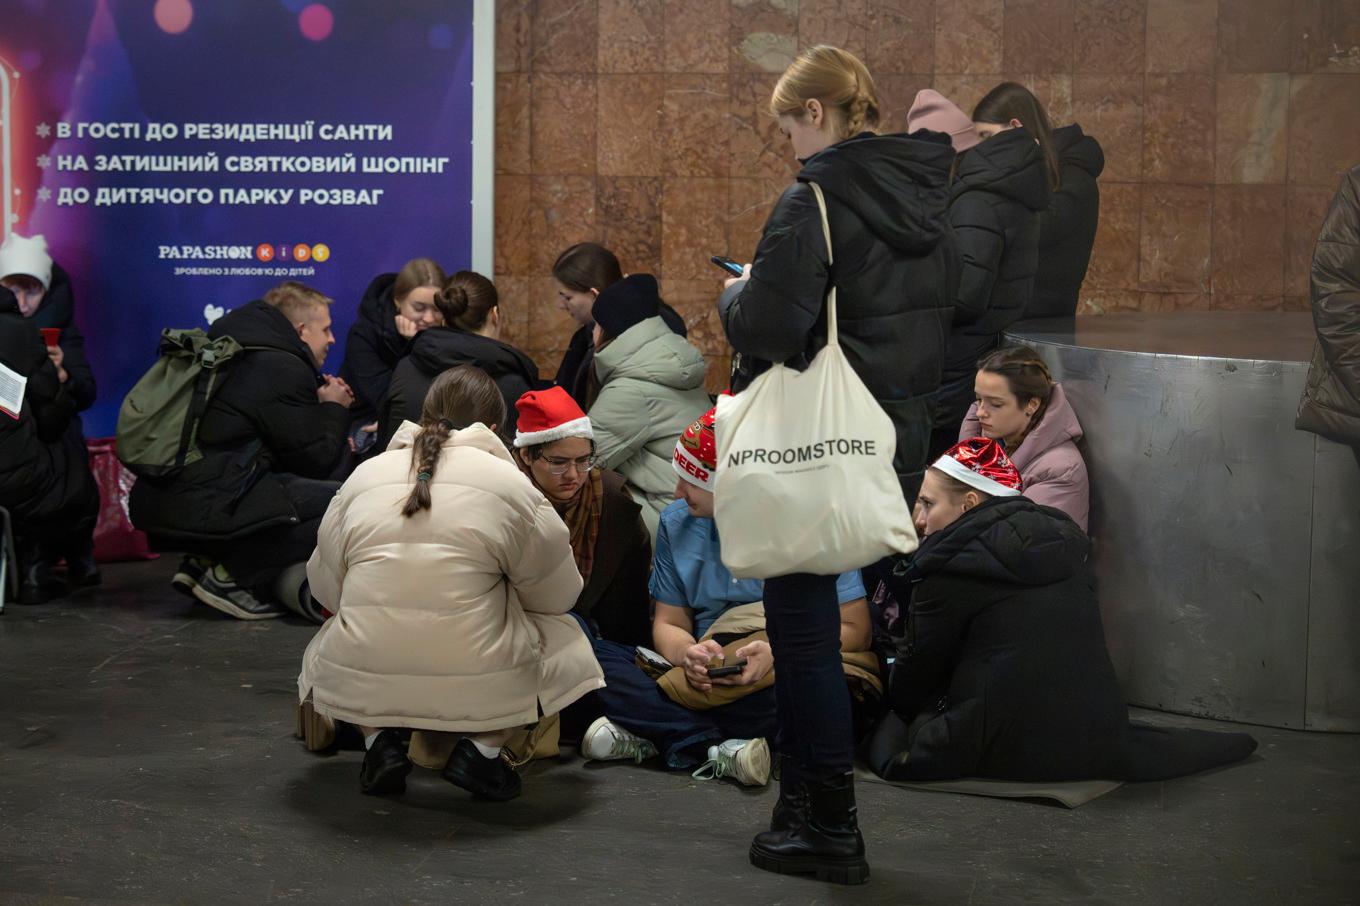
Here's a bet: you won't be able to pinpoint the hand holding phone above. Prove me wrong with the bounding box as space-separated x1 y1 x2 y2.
710 255 746 277
705 658 748 679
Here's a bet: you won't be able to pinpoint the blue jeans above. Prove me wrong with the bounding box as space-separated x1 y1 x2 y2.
570 616 778 770
764 572 854 781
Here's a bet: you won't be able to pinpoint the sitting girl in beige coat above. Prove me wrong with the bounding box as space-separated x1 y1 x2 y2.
297 366 604 801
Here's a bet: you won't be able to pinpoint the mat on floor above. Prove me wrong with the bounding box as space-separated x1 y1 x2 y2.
856 768 1122 809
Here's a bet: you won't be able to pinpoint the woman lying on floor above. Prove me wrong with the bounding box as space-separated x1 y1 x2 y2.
296 366 603 801
866 437 1258 783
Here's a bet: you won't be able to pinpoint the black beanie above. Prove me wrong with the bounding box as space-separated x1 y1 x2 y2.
592 273 660 340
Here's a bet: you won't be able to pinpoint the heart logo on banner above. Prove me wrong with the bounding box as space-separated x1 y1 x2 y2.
203 304 226 324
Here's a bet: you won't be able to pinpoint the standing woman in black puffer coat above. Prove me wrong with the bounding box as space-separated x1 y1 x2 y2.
910 86 1052 460
974 83 1105 320
718 45 959 886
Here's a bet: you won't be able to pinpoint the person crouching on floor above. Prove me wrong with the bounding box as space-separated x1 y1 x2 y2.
866 437 1257 783
296 365 604 801
574 407 880 789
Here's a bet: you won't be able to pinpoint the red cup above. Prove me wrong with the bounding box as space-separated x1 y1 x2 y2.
40 327 62 347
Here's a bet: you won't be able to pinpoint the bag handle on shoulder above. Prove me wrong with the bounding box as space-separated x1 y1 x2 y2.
806 181 837 347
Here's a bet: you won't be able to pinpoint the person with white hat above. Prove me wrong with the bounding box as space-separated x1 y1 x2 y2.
0 232 101 601
867 437 1259 784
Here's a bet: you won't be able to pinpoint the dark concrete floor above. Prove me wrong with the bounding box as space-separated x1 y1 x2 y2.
1 559 1357 905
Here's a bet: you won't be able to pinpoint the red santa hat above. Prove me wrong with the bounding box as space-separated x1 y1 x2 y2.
673 406 717 492
513 387 594 448
932 436 1024 497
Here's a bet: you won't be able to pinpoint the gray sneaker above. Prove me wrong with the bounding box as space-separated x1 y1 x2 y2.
192 565 284 620
170 555 210 598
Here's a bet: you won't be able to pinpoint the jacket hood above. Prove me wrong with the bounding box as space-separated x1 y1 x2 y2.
900 495 1089 587
594 316 707 391
1052 124 1105 180
408 326 538 383
797 131 956 254
209 298 318 371
29 263 75 329
388 420 517 466
354 273 407 359
1010 383 1083 471
953 127 1051 213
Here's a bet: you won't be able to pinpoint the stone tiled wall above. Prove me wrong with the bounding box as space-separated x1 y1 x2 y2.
494 0 1360 387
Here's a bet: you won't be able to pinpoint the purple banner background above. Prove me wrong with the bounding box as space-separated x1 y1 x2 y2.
2 0 475 435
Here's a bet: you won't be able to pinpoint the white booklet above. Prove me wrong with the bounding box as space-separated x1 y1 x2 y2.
0 361 26 420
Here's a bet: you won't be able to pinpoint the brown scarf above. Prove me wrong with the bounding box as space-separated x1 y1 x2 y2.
518 458 603 583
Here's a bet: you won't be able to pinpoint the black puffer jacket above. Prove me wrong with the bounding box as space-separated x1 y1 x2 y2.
128 300 350 543
719 131 960 497
0 288 96 528
867 496 1258 782
339 273 410 420
1028 125 1104 319
28 263 96 414
378 325 541 448
1297 164 1360 450
556 303 689 410
936 128 1050 419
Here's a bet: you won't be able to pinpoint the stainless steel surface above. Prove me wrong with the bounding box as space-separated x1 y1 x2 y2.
1007 312 1360 731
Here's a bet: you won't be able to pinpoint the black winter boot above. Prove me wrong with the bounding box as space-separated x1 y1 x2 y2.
17 541 65 605
62 536 101 589
769 756 808 832
359 730 412 795
443 737 522 801
749 771 869 885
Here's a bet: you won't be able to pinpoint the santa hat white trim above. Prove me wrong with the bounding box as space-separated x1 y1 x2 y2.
513 415 594 448
932 453 1023 498
673 442 716 492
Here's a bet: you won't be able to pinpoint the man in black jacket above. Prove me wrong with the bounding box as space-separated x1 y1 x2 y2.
0 286 100 604
129 282 354 619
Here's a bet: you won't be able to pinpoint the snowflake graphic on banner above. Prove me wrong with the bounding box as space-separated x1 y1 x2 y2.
35 123 51 138
37 187 52 202
37 155 51 169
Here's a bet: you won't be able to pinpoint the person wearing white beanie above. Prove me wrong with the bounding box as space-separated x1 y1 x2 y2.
0 231 101 599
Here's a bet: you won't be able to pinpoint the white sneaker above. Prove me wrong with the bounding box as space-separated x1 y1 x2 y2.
691 738 771 787
581 717 659 763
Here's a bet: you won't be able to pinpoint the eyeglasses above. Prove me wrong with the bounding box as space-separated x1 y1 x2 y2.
542 455 596 476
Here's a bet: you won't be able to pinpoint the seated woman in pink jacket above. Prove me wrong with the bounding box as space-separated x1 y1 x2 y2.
959 346 1089 531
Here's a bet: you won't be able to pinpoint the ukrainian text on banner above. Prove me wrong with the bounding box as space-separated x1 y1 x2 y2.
2 1 477 434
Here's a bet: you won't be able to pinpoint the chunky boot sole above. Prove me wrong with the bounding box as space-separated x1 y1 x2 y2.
749 845 870 886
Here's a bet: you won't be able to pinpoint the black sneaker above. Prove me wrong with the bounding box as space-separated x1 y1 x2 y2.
171 556 210 598
359 730 412 795
191 565 284 620
442 737 522 801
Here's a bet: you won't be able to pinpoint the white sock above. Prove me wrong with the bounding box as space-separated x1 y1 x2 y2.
471 738 501 759
364 732 380 750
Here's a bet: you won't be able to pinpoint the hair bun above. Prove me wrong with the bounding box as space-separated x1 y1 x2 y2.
437 282 470 318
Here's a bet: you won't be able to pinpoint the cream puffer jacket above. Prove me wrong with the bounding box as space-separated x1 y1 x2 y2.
297 422 603 733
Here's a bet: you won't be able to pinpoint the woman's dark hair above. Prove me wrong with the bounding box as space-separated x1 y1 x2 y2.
976 345 1055 448
973 82 1061 191
434 271 498 332
551 242 623 294
402 365 508 517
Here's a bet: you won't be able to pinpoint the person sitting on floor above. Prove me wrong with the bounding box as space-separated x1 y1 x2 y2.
378 270 539 448
339 257 446 438
960 345 1089 530
0 232 101 597
550 242 688 410
512 387 652 648
575 408 877 789
129 281 354 621
586 273 712 543
0 284 99 604
297 365 603 801
865 437 1258 783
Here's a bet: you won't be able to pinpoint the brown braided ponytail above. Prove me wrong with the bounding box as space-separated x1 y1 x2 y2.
769 45 881 141
401 365 508 517
976 345 1055 450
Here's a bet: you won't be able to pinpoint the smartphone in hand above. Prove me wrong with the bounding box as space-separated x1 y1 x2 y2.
706 658 748 678
710 255 745 277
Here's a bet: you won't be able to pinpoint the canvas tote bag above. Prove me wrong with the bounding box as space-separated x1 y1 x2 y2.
714 181 918 579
